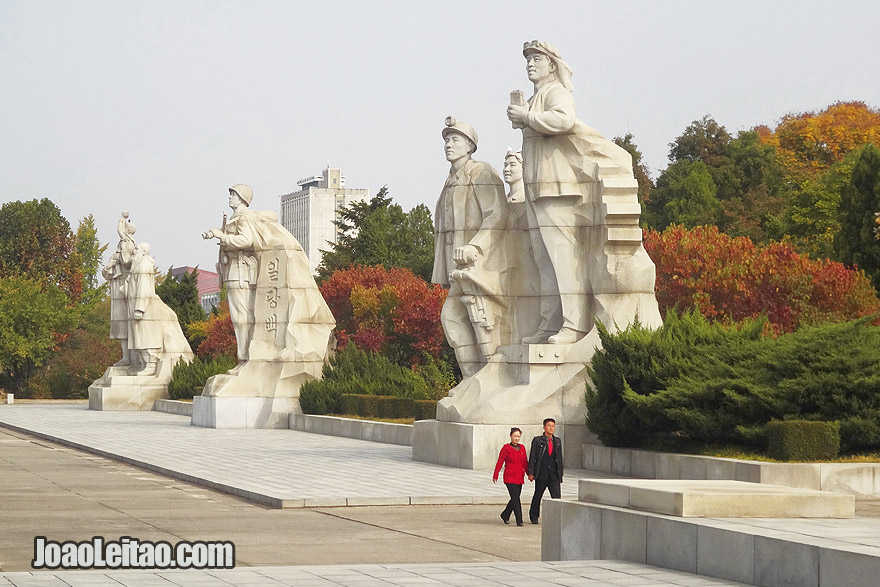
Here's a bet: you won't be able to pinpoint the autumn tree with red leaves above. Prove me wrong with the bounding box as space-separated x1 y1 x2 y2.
645 225 880 334
188 301 237 359
319 265 448 366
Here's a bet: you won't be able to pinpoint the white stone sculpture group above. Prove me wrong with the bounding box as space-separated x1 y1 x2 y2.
431 40 662 425
92 40 660 438
89 212 193 410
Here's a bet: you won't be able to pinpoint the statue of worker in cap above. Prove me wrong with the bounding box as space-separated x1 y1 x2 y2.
432 117 509 377
507 40 637 345
201 185 335 397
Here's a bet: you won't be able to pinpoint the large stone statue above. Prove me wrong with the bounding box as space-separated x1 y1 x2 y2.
414 41 662 469
103 212 137 366
433 118 509 377
194 185 335 428
507 40 641 344
126 242 193 375
89 213 194 411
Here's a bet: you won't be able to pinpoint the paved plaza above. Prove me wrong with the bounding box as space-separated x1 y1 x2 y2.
0 405 597 508
1 404 879 585
0 561 749 586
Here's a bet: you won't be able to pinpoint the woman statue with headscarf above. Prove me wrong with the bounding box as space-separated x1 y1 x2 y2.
507 40 635 345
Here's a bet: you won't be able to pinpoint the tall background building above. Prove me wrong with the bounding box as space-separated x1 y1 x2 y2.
169 266 221 313
279 166 369 274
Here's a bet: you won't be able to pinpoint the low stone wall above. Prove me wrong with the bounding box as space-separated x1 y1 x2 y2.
154 399 193 417
290 413 413 446
542 498 880 585
583 444 880 497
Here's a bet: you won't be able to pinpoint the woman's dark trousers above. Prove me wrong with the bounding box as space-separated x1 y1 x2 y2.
501 483 523 524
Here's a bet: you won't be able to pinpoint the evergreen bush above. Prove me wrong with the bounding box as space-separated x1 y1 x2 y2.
299 344 450 415
299 380 342 415
766 420 840 461
587 313 880 454
168 354 236 400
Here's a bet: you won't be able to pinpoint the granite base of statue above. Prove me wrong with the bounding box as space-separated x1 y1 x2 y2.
413 43 663 469
89 216 194 411
192 185 335 429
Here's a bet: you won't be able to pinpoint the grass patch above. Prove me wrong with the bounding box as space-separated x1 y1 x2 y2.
327 414 414 425
695 444 880 463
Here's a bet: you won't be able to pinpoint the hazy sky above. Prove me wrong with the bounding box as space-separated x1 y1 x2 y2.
2 1 879 272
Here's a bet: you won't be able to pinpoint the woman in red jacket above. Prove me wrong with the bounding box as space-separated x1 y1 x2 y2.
493 427 529 526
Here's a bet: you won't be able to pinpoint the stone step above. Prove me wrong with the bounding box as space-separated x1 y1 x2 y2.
578 478 855 518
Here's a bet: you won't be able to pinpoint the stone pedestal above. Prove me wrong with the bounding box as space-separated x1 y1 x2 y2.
435 331 602 425
412 420 594 470
191 396 298 429
88 372 169 411
200 358 322 398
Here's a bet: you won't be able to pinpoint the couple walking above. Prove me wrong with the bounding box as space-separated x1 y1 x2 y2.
492 418 563 525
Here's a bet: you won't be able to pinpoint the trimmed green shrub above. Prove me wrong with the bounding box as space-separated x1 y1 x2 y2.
340 394 381 418
337 394 436 420
587 313 880 454
766 420 840 461
168 354 236 400
299 379 342 415
300 344 454 415
413 399 438 421
378 396 415 419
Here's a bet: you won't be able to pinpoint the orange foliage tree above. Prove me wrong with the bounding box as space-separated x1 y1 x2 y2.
645 225 880 334
319 265 447 366
757 101 880 182
188 301 236 359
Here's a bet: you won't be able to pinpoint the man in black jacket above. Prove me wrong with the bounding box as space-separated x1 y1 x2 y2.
527 417 563 524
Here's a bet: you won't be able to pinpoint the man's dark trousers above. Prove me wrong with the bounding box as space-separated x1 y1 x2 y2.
529 475 560 523
528 433 563 523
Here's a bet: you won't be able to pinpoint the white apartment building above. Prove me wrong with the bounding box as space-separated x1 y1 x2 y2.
279 167 369 274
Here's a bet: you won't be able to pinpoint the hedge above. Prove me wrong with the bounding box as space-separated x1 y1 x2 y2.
337 394 438 420
766 420 840 461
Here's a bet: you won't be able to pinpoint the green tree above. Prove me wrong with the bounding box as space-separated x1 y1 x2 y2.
835 143 880 291
156 268 206 334
717 131 789 243
650 117 789 243
317 187 435 282
24 297 120 399
0 277 78 391
74 214 108 305
0 198 85 302
613 133 653 207
669 115 732 168
646 160 719 229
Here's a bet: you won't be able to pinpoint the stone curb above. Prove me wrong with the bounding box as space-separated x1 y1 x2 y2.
583 443 880 497
154 398 193 416
543 498 880 586
290 413 413 446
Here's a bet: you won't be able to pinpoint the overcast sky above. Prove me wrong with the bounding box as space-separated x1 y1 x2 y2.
2 1 879 272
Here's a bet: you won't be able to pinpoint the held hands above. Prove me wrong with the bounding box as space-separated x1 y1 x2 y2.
453 244 479 266
528 474 535 482
507 104 529 127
